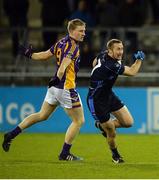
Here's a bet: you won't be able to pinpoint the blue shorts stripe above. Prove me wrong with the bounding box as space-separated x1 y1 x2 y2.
88 97 98 120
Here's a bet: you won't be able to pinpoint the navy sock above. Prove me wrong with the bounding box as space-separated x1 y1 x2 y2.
111 148 120 157
60 142 72 156
9 126 22 139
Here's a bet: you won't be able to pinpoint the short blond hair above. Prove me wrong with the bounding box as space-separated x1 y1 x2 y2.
107 39 122 50
67 19 86 32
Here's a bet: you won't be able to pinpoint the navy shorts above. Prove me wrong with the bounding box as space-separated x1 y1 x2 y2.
87 89 124 123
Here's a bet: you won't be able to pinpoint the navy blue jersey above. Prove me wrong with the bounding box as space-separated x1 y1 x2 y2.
90 51 125 92
87 51 125 122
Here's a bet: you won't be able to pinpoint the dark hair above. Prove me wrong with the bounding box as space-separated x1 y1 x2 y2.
107 39 122 50
67 19 86 32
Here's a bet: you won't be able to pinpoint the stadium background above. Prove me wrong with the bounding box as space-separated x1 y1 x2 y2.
0 0 159 179
0 0 159 134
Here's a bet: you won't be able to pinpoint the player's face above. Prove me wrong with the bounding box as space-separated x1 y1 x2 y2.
110 43 124 60
70 25 86 42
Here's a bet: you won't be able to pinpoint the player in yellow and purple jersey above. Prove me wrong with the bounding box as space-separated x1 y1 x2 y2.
49 33 80 90
2 19 86 161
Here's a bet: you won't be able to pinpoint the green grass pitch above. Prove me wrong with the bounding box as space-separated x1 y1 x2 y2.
0 133 159 179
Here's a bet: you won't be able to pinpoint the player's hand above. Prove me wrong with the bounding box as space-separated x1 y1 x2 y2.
133 51 145 61
48 76 60 88
19 44 33 59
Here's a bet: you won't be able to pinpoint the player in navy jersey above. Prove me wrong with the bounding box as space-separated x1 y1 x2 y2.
2 19 86 161
87 39 145 163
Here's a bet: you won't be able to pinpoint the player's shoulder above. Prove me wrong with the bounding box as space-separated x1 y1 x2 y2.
97 51 107 60
58 35 69 44
57 35 76 51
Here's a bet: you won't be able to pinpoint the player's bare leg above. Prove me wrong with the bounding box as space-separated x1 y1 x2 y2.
100 120 116 149
100 120 124 163
95 106 133 137
112 106 134 128
19 101 57 129
64 106 84 144
59 106 85 161
2 101 57 152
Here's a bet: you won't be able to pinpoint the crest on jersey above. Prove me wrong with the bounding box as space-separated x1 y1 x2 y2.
66 52 72 59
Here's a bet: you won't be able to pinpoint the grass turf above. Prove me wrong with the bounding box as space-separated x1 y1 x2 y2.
0 133 159 179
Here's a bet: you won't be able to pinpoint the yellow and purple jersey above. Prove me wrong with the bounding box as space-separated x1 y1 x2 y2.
50 35 80 89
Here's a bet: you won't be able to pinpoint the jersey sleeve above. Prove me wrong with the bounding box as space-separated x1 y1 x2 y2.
50 42 58 55
117 64 125 75
111 62 125 75
96 51 105 60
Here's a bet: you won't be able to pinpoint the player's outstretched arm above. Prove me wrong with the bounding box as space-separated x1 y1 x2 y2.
19 44 53 61
123 51 145 76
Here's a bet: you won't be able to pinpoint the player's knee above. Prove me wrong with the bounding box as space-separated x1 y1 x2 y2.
73 117 84 127
125 122 133 128
78 118 85 127
123 118 134 128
